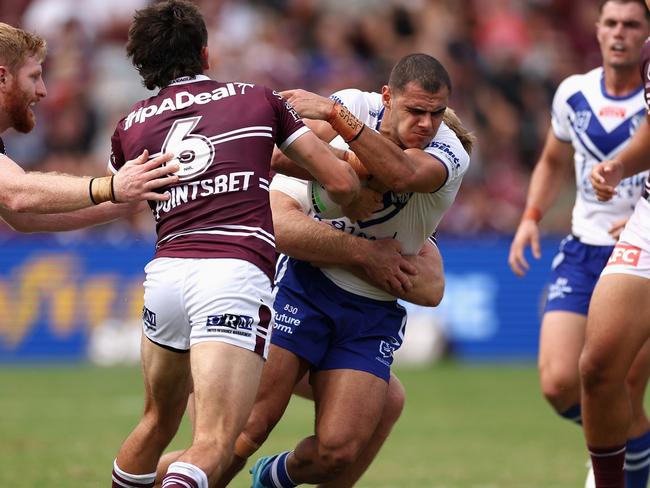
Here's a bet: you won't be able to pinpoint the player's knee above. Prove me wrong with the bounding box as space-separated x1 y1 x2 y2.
579 347 614 393
140 409 180 447
316 436 364 476
380 376 406 429
539 368 579 411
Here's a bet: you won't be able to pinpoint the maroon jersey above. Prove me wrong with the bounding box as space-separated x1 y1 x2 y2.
642 37 650 112
109 75 308 279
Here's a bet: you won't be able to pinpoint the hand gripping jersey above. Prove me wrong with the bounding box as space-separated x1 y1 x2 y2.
271 88 470 300
109 75 308 280
551 67 647 245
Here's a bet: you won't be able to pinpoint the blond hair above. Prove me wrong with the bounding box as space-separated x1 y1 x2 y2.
0 23 46 73
443 107 475 155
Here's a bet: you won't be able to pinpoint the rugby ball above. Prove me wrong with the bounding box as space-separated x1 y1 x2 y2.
308 180 345 219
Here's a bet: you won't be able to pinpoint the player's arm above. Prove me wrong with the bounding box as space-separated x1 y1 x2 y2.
272 189 445 302
591 117 650 200
0 150 178 214
272 119 368 180
282 89 444 193
508 130 573 276
281 131 360 207
0 201 146 233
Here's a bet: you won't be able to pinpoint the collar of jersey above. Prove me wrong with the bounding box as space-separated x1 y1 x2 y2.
168 74 212 87
600 73 643 101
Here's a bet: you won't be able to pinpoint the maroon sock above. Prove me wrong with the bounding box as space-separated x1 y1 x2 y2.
589 444 626 488
161 472 200 488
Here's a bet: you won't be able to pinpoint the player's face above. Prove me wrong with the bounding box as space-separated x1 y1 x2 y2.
381 81 449 150
2 56 46 133
596 1 650 70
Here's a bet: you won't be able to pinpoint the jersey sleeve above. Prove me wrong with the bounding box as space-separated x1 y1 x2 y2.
640 38 650 113
425 122 470 192
269 173 310 213
107 126 126 175
329 88 371 120
550 76 577 142
265 87 309 151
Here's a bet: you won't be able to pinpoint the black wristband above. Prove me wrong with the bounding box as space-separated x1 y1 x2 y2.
89 178 98 205
345 124 365 144
109 175 117 202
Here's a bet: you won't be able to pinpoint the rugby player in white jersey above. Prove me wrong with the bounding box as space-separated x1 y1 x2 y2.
105 2 360 488
0 22 178 229
580 0 650 485
508 2 650 486
237 53 471 488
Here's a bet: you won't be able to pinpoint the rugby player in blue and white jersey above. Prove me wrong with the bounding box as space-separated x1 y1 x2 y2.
508 1 650 486
238 54 471 488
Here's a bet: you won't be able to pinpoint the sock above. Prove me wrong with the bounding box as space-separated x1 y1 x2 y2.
625 430 650 488
559 404 582 425
589 444 626 488
161 461 208 488
261 451 297 488
111 460 156 488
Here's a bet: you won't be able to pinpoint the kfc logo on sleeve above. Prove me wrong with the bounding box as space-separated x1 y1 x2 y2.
607 244 642 267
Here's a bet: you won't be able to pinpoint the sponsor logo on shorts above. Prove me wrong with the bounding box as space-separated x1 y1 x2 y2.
273 304 302 335
607 244 641 267
548 277 572 301
206 314 253 337
376 337 401 366
143 306 157 331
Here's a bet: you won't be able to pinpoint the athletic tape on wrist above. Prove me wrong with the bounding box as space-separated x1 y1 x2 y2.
328 102 365 143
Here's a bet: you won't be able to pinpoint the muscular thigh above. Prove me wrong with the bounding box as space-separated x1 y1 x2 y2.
312 369 388 448
585 273 650 374
538 311 586 378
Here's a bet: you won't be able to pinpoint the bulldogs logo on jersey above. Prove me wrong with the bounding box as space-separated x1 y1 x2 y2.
573 111 592 134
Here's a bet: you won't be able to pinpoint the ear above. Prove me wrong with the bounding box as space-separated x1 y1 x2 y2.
0 66 7 86
201 46 210 71
381 85 391 109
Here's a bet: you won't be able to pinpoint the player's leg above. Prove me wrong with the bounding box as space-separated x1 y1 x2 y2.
254 369 388 487
112 336 191 488
213 344 310 487
538 311 586 423
316 373 405 488
160 341 263 487
624 339 650 488
580 273 650 488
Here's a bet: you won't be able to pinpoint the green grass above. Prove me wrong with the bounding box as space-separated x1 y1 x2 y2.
0 363 590 487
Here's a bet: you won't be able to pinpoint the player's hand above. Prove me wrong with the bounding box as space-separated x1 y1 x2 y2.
113 150 180 203
508 219 541 277
280 89 333 121
360 238 418 294
608 217 628 240
590 160 623 202
342 187 383 222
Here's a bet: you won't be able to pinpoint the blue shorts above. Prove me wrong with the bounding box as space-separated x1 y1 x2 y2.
544 235 614 315
271 257 407 382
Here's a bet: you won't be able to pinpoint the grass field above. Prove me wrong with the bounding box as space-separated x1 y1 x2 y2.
0 362 590 487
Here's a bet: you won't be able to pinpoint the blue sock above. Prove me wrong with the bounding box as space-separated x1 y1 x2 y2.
261 451 296 488
625 430 650 488
559 404 582 425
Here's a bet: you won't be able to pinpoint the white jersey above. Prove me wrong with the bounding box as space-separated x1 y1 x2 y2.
552 67 647 245
271 88 470 300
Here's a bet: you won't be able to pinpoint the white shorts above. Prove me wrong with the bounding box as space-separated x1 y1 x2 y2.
601 198 650 281
142 257 273 358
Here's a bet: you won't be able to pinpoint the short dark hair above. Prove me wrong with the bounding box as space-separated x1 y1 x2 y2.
388 53 452 96
126 0 208 90
598 0 650 20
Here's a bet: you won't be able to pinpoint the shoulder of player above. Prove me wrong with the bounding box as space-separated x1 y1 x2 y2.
423 123 470 170
554 68 601 100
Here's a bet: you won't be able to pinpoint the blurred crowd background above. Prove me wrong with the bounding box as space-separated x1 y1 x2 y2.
0 0 607 238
